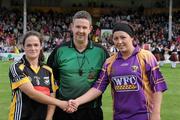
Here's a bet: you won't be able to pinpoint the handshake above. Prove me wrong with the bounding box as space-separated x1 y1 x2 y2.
58 99 80 113
56 88 101 113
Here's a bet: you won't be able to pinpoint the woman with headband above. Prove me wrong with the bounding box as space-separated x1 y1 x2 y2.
68 22 167 120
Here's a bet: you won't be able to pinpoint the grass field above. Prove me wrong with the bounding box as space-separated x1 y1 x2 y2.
0 61 180 120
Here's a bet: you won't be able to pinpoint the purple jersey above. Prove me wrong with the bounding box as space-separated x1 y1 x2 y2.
93 46 167 120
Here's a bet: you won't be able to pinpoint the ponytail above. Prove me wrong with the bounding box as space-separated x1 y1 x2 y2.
39 49 45 63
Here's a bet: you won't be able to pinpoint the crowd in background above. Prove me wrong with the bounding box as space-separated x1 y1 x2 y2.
0 7 180 65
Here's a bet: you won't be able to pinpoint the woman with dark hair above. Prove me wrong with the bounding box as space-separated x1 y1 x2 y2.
8 31 74 120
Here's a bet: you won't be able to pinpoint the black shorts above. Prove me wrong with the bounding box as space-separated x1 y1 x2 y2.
21 102 47 120
53 106 103 120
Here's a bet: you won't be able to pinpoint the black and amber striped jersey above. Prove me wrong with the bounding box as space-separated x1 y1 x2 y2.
8 55 57 120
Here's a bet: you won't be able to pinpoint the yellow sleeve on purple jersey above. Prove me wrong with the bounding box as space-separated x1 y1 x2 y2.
93 47 167 120
137 49 167 93
93 53 118 92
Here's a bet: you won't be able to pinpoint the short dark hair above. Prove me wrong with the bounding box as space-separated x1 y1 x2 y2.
73 10 92 25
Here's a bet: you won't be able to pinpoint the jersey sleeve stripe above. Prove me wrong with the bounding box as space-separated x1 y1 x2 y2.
51 73 58 92
8 94 17 120
10 62 21 82
11 77 30 90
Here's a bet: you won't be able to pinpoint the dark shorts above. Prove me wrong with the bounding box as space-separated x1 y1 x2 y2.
53 106 103 120
21 102 47 120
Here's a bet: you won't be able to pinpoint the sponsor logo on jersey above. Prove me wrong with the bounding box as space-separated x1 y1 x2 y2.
44 77 50 85
131 65 138 72
111 75 139 92
120 63 129 66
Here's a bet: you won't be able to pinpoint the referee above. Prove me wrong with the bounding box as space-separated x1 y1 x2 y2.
47 10 109 120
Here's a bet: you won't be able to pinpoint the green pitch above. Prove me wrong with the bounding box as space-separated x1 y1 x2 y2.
0 61 180 120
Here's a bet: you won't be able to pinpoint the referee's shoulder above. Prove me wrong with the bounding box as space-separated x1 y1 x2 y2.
47 41 70 66
49 41 70 55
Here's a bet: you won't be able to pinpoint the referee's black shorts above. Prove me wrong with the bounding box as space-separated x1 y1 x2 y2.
53 105 103 120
